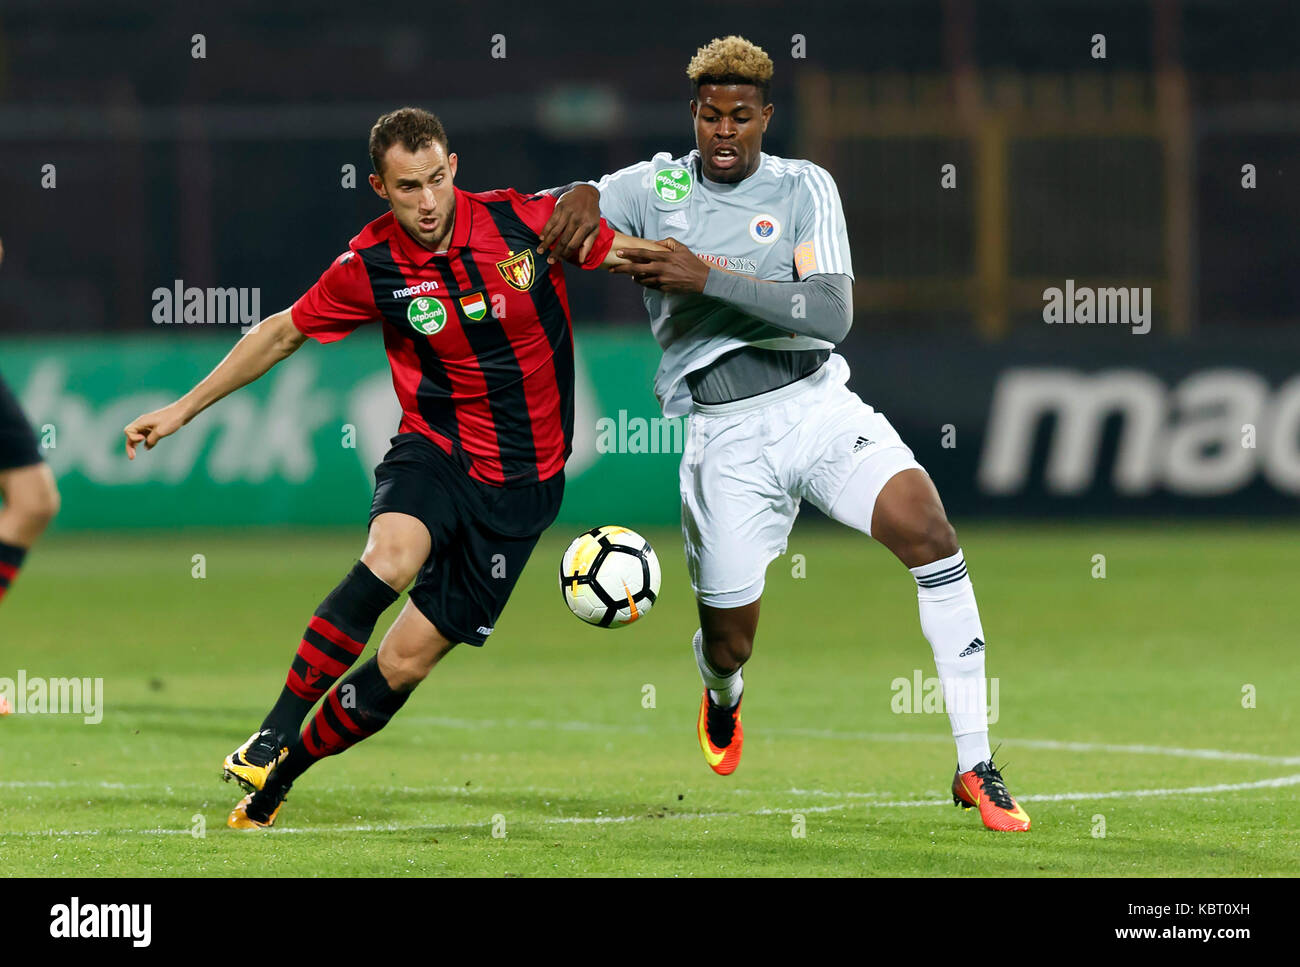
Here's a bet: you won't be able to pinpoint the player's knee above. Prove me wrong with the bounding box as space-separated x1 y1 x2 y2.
362 514 431 590
388 658 429 690
704 630 752 671
10 475 60 532
912 515 958 565
377 648 430 691
361 541 422 590
30 485 60 529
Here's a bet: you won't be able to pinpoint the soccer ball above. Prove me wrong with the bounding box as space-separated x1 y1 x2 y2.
559 525 661 627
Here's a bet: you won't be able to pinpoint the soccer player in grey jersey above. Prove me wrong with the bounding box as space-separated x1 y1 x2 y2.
540 36 1029 830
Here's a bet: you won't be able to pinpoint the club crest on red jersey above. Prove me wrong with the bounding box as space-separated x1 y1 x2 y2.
496 250 535 291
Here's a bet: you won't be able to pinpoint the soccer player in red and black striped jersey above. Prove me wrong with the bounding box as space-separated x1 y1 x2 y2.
0 238 62 611
122 107 653 828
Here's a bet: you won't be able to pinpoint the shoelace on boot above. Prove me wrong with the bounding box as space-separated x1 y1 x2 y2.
973 761 1015 809
706 699 737 747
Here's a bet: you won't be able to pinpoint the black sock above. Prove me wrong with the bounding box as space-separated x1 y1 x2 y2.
263 656 414 798
0 540 27 605
260 561 399 740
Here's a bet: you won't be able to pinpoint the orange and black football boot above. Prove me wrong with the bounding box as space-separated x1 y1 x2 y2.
952 757 1031 831
223 728 288 794
227 779 291 830
697 691 743 775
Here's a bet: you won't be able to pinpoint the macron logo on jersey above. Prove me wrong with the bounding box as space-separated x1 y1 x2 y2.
392 280 440 299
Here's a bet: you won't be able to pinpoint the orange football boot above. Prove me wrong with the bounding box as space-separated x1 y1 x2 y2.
952 758 1031 831
223 728 288 794
697 691 743 775
227 787 287 830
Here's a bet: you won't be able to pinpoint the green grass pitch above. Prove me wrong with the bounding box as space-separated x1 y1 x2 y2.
2 522 1297 876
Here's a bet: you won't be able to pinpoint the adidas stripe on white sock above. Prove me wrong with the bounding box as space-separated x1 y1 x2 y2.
909 549 992 773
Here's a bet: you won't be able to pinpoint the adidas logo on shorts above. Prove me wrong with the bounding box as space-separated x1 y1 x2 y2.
852 436 874 453
958 637 985 657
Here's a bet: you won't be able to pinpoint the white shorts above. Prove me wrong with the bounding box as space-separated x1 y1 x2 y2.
679 353 925 608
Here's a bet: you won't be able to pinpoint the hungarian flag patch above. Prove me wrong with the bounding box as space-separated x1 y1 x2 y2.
459 291 488 321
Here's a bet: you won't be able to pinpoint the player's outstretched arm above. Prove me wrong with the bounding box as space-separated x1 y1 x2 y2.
697 269 854 342
600 232 665 269
123 308 307 459
608 237 709 291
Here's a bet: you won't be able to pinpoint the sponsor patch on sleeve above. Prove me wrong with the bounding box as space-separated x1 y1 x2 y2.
795 241 818 278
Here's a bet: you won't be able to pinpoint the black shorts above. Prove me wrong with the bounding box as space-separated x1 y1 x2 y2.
0 372 42 472
369 433 564 647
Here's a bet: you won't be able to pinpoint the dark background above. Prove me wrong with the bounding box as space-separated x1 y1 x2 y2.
1 0 1297 339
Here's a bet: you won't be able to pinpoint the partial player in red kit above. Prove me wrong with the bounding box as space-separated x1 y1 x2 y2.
0 237 61 611
123 107 654 828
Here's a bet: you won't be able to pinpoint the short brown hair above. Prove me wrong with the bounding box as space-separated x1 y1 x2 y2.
369 107 449 175
686 35 774 103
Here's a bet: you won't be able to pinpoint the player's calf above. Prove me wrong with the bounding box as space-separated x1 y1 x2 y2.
697 599 759 672
0 463 60 605
868 471 994 774
902 515 959 570
244 512 427 756
0 463 61 540
228 654 415 830
223 551 405 788
692 601 758 773
376 602 457 689
228 601 455 829
250 559 401 749
236 654 422 830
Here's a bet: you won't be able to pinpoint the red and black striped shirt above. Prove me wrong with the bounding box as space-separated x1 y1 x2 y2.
292 186 615 486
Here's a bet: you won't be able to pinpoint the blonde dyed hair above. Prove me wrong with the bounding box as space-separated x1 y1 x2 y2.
686 36 773 100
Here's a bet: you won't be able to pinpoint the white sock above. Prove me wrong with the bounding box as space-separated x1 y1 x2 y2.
910 549 992 773
692 628 743 708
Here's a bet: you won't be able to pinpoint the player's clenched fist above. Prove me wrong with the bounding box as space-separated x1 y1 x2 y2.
123 402 188 460
536 184 603 266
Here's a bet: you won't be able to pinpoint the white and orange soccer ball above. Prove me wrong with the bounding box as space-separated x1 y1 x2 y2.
559 526 661 628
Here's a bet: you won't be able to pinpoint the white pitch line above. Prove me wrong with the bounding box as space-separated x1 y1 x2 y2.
404 715 655 735
0 780 130 789
1023 772 1300 801
10 712 1294 767
757 773 1300 814
751 728 1300 767
979 737 1300 768
6 773 1298 837
0 781 498 793
401 715 1300 767
4 727 1294 838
